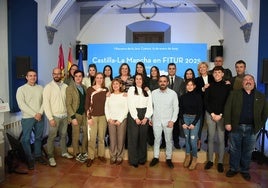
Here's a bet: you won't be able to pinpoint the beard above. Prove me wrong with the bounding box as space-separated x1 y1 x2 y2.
160 85 167 90
53 77 61 82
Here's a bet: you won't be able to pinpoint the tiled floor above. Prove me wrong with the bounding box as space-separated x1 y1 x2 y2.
1 149 268 188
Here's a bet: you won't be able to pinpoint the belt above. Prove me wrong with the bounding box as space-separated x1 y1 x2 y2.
239 124 253 126
184 114 196 117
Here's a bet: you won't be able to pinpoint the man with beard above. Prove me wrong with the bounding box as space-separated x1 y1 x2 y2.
149 75 179 168
224 74 268 181
43 68 73 167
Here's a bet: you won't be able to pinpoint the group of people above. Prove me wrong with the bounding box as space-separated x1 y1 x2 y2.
16 56 268 181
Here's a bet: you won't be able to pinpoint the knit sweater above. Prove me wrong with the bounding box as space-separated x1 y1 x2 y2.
16 83 44 118
43 80 68 120
179 91 203 125
204 80 231 115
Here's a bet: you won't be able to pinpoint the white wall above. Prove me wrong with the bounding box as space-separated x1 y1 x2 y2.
78 2 223 47
0 0 261 105
222 0 260 79
36 0 80 86
0 0 9 103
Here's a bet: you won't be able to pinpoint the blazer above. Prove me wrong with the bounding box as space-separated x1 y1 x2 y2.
195 74 214 96
168 75 185 98
224 89 268 134
66 84 87 122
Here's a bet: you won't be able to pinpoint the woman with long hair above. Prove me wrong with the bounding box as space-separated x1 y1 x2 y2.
127 73 153 167
85 72 108 167
134 61 150 88
83 63 97 88
179 79 202 170
103 65 113 91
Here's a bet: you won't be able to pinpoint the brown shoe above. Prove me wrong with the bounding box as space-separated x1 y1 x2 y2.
183 154 191 168
189 157 197 170
98 156 106 163
110 159 116 165
86 159 93 167
116 159 123 165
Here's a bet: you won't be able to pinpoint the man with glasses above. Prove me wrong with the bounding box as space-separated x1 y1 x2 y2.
210 56 232 84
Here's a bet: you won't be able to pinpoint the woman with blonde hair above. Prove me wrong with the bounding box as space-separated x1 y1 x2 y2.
105 78 128 165
195 62 214 150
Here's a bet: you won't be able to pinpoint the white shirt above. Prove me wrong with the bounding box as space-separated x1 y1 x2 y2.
152 88 179 126
202 75 208 85
127 86 153 120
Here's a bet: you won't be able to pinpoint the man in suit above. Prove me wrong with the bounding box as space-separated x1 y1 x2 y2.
167 63 185 149
66 70 88 163
224 74 268 181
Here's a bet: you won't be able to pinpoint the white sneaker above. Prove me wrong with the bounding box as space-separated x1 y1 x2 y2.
76 153 87 163
62 152 74 159
49 158 56 167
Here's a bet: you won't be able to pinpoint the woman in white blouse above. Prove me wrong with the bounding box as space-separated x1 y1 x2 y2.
127 73 153 168
105 78 128 165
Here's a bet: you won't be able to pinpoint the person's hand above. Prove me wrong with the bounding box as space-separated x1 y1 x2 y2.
225 80 231 85
135 118 141 125
182 124 188 129
49 119 56 127
108 119 114 125
106 91 111 97
225 124 232 131
115 120 121 126
188 124 195 129
88 118 94 126
141 118 148 125
167 121 174 128
34 113 42 121
72 119 78 126
149 120 153 126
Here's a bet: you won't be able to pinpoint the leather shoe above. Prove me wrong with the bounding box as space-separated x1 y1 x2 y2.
226 170 238 177
204 161 213 170
98 156 106 163
131 164 138 168
150 158 159 167
86 159 93 167
116 159 123 165
217 163 224 173
174 144 181 149
35 156 47 165
166 159 174 169
28 160 35 170
241 172 251 181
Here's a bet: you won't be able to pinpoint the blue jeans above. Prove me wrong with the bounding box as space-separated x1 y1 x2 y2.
21 117 44 161
229 124 256 173
183 115 200 157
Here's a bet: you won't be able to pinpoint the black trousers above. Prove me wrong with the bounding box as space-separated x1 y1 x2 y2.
127 108 148 165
